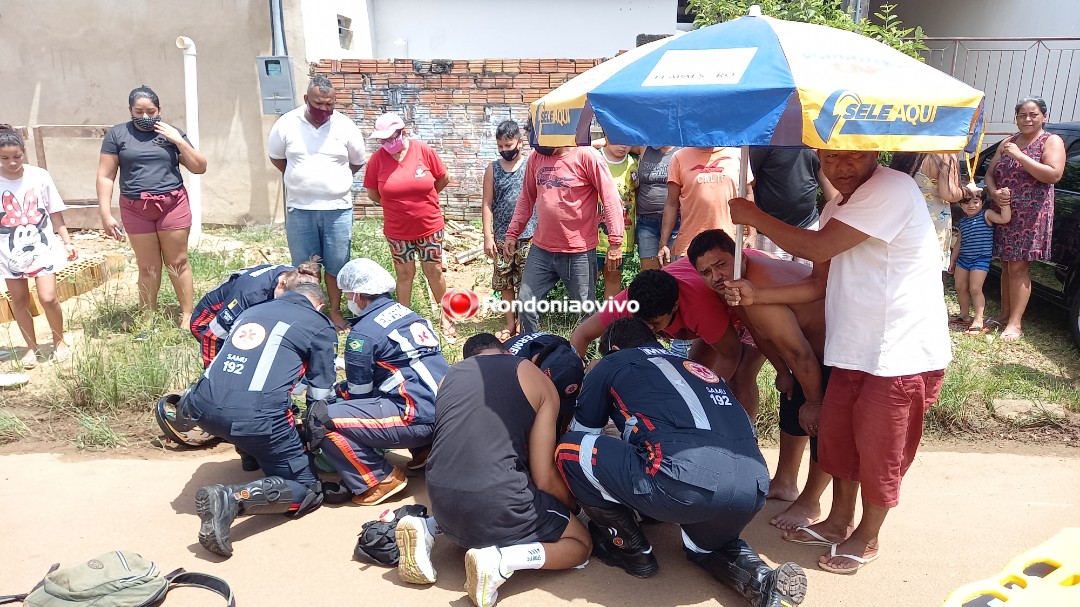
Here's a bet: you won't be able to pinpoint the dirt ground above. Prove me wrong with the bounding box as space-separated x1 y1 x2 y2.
2 443 1078 607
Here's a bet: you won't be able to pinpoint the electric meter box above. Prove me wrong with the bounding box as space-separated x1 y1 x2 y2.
256 56 297 115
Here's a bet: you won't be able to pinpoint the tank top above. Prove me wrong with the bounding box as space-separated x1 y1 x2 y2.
957 208 994 259
491 160 536 241
426 355 535 494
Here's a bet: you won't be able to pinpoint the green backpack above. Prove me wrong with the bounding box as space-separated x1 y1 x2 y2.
0 551 234 607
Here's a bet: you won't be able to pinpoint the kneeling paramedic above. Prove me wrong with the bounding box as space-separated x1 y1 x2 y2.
185 282 337 558
557 318 808 607
307 258 450 506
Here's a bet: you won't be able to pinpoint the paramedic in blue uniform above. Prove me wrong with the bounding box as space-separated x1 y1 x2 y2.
189 258 320 367
504 331 585 429
311 258 450 506
557 317 808 607
187 282 338 558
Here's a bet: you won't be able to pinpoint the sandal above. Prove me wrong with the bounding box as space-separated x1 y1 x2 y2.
963 325 989 336
818 544 879 575
949 315 971 325
782 525 836 547
1001 331 1024 343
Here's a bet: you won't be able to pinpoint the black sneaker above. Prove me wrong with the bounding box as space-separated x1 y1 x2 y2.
195 485 239 557
760 562 807 607
587 521 659 578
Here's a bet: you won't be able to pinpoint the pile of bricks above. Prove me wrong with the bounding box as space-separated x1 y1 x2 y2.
312 57 607 222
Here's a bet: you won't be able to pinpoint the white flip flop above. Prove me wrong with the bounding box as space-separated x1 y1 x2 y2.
782 525 836 547
0 373 31 388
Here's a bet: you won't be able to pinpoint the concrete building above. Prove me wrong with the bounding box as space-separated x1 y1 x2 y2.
1 0 679 226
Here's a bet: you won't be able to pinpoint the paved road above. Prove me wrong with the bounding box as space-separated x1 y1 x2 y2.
1 445 1077 606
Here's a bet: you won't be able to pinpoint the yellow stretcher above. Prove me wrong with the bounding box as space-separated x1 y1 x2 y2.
942 528 1080 606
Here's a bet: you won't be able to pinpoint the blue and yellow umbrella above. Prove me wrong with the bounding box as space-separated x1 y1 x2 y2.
530 11 984 152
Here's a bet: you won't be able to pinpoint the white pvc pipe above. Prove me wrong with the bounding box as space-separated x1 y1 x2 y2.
733 145 749 279
176 36 202 243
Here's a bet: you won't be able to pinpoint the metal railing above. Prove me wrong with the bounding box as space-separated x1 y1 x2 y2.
920 37 1080 138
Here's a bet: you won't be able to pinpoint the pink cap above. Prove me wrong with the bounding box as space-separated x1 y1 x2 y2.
370 113 405 139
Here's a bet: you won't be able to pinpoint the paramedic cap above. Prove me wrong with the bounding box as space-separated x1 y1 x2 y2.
338 259 396 295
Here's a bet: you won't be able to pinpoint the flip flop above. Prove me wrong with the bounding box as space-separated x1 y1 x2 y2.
963 325 989 336
0 373 30 389
818 544 879 575
1001 331 1024 343
948 315 971 325
782 525 836 547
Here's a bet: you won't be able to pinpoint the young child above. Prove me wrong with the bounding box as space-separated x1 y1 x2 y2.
597 142 638 299
0 125 78 367
950 190 1011 335
481 120 533 341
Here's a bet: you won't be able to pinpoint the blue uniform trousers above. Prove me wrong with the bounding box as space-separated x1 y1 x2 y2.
557 431 768 551
319 397 434 494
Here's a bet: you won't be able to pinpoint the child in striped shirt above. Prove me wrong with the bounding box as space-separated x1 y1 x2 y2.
949 192 1011 335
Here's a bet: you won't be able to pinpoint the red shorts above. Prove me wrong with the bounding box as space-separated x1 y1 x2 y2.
119 187 192 234
817 367 945 508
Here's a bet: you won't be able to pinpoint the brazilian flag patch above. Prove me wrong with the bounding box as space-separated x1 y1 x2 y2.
347 338 364 352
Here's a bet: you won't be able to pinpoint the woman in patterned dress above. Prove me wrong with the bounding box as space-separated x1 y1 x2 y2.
983 97 1066 341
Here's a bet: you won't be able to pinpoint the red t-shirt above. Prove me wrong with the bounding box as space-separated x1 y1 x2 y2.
363 140 447 240
505 147 623 253
598 258 731 343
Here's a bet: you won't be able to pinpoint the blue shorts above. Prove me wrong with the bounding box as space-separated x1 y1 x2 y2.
956 255 991 272
635 214 679 259
285 208 353 277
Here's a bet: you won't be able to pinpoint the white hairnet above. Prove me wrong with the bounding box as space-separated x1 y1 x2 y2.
337 259 396 295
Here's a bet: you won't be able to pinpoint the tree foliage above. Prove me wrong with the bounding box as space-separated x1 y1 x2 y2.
686 1 928 60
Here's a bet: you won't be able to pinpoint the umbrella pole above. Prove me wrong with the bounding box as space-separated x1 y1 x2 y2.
733 145 749 280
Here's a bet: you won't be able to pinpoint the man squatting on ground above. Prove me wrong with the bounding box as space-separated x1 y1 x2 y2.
570 257 760 418
687 229 832 531
727 150 951 574
309 258 450 506
558 318 807 607
390 333 591 607
186 281 338 558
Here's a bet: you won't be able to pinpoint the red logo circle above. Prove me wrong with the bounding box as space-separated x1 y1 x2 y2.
441 288 480 321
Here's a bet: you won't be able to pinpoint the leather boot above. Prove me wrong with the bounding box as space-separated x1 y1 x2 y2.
580 504 660 578
195 477 295 557
690 539 807 607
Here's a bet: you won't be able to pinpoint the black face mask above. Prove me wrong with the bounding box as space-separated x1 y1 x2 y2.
499 149 520 161
533 146 557 156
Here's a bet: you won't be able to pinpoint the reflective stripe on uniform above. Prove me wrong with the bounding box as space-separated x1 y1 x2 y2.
347 381 373 395
308 386 333 400
387 329 441 395
248 322 292 391
208 317 229 338
647 356 712 431
578 433 619 503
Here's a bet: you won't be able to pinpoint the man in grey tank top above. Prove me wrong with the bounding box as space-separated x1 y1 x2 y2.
391 333 590 607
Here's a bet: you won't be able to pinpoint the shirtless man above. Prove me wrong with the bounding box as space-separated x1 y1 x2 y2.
687 229 831 531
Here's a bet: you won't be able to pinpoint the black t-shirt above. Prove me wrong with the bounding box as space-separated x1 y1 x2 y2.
748 148 821 228
101 122 190 196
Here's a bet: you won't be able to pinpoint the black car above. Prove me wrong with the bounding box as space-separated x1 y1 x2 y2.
972 122 1080 348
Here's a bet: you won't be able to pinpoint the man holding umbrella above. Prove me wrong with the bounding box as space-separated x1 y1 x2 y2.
727 150 951 574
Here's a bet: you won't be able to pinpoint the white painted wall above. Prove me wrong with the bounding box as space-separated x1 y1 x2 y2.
301 0 375 59
304 0 677 60
895 0 1080 38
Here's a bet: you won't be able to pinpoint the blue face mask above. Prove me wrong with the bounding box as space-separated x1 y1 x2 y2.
132 116 161 130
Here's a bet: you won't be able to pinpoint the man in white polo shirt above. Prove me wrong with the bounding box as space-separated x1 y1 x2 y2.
268 75 366 330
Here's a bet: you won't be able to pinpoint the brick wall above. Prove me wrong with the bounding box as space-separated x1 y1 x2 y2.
312 57 606 222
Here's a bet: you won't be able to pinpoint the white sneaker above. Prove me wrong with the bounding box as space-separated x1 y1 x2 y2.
396 516 437 584
465 546 510 607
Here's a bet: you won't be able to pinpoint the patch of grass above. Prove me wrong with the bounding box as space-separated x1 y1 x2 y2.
75 412 125 449
0 409 29 444
60 323 200 413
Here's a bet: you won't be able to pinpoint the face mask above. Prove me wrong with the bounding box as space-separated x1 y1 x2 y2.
533 146 556 156
381 137 405 154
499 149 520 161
307 104 333 124
347 299 363 316
132 116 161 130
